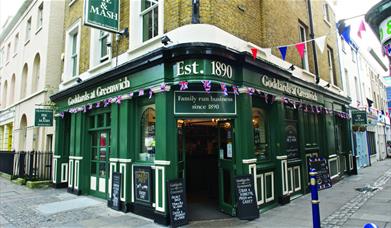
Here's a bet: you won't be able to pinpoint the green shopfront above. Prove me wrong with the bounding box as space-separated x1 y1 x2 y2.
50 44 354 224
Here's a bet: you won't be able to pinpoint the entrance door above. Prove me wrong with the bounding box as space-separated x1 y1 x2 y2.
217 120 235 215
90 131 110 198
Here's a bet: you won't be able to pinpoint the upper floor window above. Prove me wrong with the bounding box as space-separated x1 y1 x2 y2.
26 17 32 42
6 43 11 61
327 46 337 86
37 3 43 30
130 0 163 48
299 22 309 70
14 33 19 55
141 0 159 42
64 20 81 78
90 29 111 69
323 3 331 23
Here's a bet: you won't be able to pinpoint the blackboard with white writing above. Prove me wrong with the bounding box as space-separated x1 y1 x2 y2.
235 175 259 220
167 179 188 227
110 172 121 211
309 157 332 190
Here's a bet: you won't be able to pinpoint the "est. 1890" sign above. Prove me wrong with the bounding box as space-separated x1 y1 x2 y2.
175 60 234 79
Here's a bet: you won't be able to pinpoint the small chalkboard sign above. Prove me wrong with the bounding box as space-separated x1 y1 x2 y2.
110 172 121 211
235 175 259 220
167 179 188 227
134 166 152 204
309 157 332 190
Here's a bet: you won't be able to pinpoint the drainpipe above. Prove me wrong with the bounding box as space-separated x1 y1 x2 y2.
192 0 200 24
307 0 320 84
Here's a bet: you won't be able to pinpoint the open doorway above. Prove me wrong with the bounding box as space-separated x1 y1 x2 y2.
177 119 233 221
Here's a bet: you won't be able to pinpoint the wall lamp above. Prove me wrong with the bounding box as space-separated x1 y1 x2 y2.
288 64 295 71
76 77 83 83
161 35 172 46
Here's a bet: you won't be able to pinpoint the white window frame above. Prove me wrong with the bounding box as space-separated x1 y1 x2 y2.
293 166 301 192
265 172 274 203
323 3 331 25
327 46 336 86
64 19 81 79
36 2 43 33
14 33 19 56
299 23 309 71
25 17 32 43
129 0 164 50
6 43 11 62
89 28 112 71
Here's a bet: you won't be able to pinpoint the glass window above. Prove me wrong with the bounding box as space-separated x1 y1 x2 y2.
141 0 159 42
323 3 330 23
327 46 337 86
140 107 156 162
285 107 299 159
99 30 109 62
299 23 309 70
37 3 43 29
253 108 268 159
26 17 31 41
71 32 78 76
14 34 19 55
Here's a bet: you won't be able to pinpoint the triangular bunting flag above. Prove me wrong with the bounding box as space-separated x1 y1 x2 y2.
315 36 326 53
251 48 258 60
357 20 366 39
262 48 272 57
295 43 305 59
341 25 351 44
278 46 288 61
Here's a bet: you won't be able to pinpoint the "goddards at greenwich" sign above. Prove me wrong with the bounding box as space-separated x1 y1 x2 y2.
68 77 130 106
261 75 317 101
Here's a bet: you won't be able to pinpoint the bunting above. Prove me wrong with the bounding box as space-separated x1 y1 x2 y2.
357 20 366 39
295 43 305 59
251 48 258 60
278 46 288 61
315 36 326 53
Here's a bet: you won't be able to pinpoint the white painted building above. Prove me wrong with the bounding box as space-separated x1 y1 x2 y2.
0 0 65 152
337 34 389 166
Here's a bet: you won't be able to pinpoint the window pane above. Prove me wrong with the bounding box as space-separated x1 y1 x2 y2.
99 162 106 177
91 162 97 175
153 7 158 37
92 147 98 160
253 108 268 159
106 113 111 127
140 107 156 161
97 114 104 128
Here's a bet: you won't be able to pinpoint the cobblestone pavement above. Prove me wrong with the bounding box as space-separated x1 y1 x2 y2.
321 169 391 228
1 159 391 227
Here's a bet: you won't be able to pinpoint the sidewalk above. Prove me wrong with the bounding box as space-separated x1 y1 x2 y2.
1 159 390 228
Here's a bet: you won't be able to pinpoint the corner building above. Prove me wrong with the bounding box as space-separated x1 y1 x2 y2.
51 0 354 224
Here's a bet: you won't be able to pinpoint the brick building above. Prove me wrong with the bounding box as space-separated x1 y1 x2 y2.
50 0 354 224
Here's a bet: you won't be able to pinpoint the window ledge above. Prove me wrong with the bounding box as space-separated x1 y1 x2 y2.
24 39 30 46
88 59 112 73
35 26 42 35
127 35 162 54
324 18 331 27
69 0 76 7
331 84 342 91
62 75 79 87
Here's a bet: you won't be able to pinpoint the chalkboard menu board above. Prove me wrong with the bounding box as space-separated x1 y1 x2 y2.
235 175 259 220
134 166 152 204
285 121 299 159
167 179 188 227
309 157 332 190
110 172 121 210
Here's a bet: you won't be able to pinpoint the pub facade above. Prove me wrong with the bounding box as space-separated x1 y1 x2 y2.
51 38 354 225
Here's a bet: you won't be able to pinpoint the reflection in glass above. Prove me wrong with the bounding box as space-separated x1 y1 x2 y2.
140 107 156 162
253 108 267 159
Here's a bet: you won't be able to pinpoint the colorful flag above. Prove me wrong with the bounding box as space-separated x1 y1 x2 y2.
341 25 351 44
251 48 258 60
315 36 326 53
357 20 366 39
295 43 305 59
202 80 212 93
179 81 188 91
220 83 228 96
232 85 239 96
278 46 288 61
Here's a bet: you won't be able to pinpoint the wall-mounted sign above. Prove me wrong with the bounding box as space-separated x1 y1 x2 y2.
174 91 236 115
67 77 130 106
379 16 391 45
34 109 53 127
261 75 318 101
167 179 188 227
84 0 120 32
285 121 299 159
174 60 236 81
134 166 152 204
235 175 259 220
352 111 367 125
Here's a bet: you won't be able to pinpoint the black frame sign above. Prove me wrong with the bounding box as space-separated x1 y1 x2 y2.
167 179 188 227
134 166 152 204
309 157 332 190
352 111 367 125
34 109 53 127
285 121 299 159
110 172 121 211
235 175 259 220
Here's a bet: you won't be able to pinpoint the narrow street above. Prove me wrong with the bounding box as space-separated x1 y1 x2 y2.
1 159 390 228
